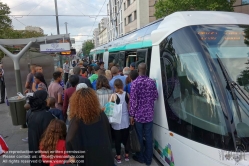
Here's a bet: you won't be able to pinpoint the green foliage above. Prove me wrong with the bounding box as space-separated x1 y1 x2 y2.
82 41 94 56
0 2 12 29
0 2 44 61
154 0 236 19
237 60 249 87
0 28 44 60
0 28 44 39
244 27 249 46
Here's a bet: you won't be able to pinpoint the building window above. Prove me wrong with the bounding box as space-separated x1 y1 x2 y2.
242 0 249 4
134 10 137 20
127 0 130 6
124 2 126 9
128 14 132 23
124 18 126 25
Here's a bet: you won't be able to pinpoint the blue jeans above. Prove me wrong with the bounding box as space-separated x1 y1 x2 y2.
135 121 153 165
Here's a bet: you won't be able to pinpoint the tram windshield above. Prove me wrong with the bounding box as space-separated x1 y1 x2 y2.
160 24 249 151
194 25 249 140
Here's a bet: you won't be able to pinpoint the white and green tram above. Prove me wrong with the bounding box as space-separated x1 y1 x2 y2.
90 11 249 166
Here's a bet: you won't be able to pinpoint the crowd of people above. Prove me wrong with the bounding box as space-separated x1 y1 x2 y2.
23 59 158 166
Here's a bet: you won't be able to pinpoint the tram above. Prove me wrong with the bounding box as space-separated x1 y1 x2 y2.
90 11 249 165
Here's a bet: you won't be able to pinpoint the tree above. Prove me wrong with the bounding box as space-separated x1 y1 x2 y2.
154 0 236 19
0 29 44 60
0 2 12 30
82 41 94 56
0 3 45 60
0 29 44 39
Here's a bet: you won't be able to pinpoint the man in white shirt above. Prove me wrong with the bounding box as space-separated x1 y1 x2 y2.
0 64 5 104
123 67 131 77
63 60 69 84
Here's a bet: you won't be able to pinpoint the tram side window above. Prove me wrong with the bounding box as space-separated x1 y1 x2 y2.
109 53 121 69
97 54 103 61
117 52 125 69
109 54 115 64
136 49 151 76
136 51 146 68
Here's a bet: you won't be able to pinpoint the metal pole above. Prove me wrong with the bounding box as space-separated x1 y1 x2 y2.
54 0 60 35
65 22 68 34
54 0 63 68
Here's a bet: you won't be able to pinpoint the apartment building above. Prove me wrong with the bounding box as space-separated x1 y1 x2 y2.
107 0 124 42
93 28 99 48
25 26 44 34
98 17 109 45
233 0 249 14
123 0 157 34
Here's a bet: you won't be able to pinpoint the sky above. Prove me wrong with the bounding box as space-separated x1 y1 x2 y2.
0 0 108 51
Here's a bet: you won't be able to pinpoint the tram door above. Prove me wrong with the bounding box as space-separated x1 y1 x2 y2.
126 54 136 67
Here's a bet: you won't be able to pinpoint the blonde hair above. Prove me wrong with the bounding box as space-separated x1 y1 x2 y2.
105 70 112 81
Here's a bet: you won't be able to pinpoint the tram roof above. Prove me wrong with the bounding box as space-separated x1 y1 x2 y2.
152 11 249 45
91 18 164 54
91 11 249 54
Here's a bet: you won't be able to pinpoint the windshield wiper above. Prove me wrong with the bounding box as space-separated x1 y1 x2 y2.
216 54 242 123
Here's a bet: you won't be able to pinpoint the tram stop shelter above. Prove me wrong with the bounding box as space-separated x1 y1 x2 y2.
0 34 70 97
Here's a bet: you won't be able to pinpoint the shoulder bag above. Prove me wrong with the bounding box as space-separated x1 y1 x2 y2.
104 94 122 124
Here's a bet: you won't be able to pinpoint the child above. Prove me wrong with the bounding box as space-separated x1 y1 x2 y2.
40 119 68 166
47 97 64 120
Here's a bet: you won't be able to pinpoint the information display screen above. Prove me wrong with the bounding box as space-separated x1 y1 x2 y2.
194 25 249 47
198 31 246 41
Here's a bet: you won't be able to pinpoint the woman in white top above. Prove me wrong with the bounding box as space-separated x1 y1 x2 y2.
110 79 130 164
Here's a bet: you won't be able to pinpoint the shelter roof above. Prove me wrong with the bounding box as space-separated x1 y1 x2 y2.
0 34 70 50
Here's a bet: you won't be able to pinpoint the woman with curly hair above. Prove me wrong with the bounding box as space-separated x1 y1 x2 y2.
40 119 69 166
66 87 114 166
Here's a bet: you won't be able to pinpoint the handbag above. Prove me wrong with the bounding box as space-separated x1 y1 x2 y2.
129 125 141 152
104 94 122 124
0 135 9 156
